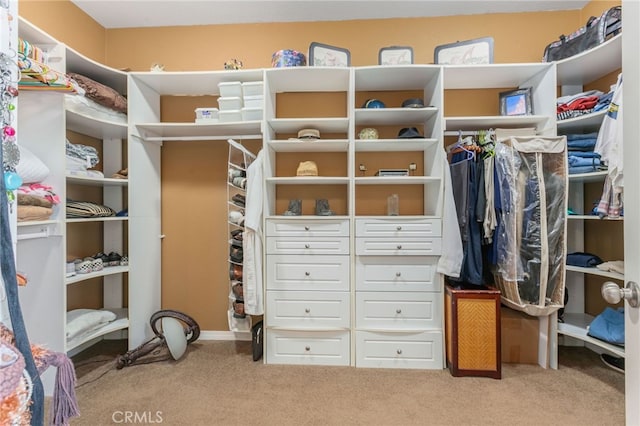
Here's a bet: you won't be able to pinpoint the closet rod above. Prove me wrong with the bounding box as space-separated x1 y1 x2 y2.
443 130 495 137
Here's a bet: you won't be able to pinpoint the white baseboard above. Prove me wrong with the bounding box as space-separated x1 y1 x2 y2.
198 330 251 341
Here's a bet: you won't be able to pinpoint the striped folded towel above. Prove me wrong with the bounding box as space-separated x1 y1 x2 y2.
66 200 116 218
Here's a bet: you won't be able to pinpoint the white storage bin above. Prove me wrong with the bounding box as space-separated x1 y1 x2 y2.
242 81 263 97
243 95 264 109
218 81 242 98
218 96 243 111
194 107 219 122
241 107 263 121
219 109 242 123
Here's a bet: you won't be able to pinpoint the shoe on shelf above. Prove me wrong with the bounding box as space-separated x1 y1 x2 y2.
283 199 302 216
315 198 335 216
107 252 122 267
74 258 92 274
600 353 624 373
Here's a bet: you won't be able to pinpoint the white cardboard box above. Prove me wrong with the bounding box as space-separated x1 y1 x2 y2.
219 109 242 122
243 95 264 109
218 81 242 98
242 81 263 97
217 96 243 111
241 107 263 121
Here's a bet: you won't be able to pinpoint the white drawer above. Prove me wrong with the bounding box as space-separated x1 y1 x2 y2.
356 256 440 292
266 329 350 366
355 218 442 238
355 238 441 256
356 291 441 329
355 330 443 369
266 254 349 291
266 236 349 255
266 291 350 328
266 219 349 237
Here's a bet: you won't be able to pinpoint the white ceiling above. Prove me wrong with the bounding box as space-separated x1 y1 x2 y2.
70 0 590 29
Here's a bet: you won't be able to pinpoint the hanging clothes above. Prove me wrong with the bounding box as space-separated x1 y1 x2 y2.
243 149 264 316
448 146 483 286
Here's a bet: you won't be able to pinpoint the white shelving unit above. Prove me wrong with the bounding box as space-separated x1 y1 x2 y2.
15 17 129 394
442 61 558 368
555 34 624 363
127 68 265 346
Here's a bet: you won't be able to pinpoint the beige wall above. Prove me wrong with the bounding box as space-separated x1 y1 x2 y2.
18 0 622 330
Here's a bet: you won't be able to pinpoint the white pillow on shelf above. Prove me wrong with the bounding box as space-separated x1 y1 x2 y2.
16 144 50 184
66 309 117 340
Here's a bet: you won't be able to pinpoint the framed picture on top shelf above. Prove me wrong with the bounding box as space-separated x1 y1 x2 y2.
378 46 414 65
309 42 351 67
499 87 533 116
434 37 494 65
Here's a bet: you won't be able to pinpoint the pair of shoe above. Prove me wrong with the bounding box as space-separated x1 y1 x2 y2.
229 264 243 281
283 199 335 216
73 257 103 274
230 229 243 242
95 252 129 267
228 211 245 226
228 168 245 182
230 246 243 263
231 193 245 207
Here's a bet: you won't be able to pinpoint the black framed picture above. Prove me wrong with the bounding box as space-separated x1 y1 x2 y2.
434 37 494 65
499 87 533 116
308 42 351 67
378 46 413 65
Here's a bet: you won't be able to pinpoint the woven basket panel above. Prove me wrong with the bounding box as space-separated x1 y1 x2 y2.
445 292 453 364
456 299 497 370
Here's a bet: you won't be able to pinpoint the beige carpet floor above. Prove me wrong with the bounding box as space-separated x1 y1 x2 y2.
65 340 624 426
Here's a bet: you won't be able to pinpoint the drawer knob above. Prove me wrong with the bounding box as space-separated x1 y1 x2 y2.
305 346 311 352
396 308 402 314
305 308 310 313
396 226 402 231
305 244 310 249
397 349 403 355
305 271 310 276
305 226 310 231
397 245 402 250
395 272 401 277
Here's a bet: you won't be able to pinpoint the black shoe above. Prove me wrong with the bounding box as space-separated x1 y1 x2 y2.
600 353 625 373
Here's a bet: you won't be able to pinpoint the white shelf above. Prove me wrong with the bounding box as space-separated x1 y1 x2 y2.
17 219 59 227
354 107 438 125
266 177 350 185
267 118 349 133
355 176 440 185
354 65 440 91
66 175 128 186
66 108 128 139
129 70 263 95
135 121 262 141
558 313 625 358
557 111 606 133
66 217 129 223
266 67 350 93
66 48 128 95
66 265 129 285
567 215 623 221
265 215 350 220
443 63 552 89
565 265 624 281
556 35 622 86
445 115 549 131
568 170 608 183
355 139 439 152
66 307 129 352
268 139 349 152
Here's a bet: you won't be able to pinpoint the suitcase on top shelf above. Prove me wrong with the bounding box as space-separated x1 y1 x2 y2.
542 6 621 62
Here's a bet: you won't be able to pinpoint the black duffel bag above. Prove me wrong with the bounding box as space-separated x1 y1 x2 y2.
543 6 621 62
